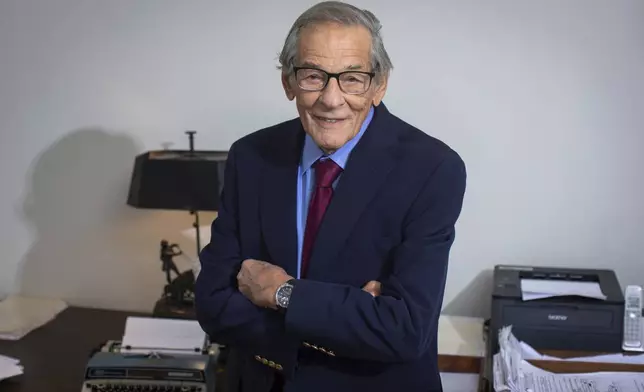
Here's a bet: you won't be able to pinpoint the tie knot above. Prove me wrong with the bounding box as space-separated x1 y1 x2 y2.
314 158 343 188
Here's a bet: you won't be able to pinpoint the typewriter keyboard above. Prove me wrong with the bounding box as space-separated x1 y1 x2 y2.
82 382 204 392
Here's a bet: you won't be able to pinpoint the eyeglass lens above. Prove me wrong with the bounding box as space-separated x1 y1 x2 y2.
296 69 371 94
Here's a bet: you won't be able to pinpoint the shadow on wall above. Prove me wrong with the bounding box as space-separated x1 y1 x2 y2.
15 128 202 312
442 269 494 319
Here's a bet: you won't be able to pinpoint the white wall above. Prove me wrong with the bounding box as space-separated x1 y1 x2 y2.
1 0 643 315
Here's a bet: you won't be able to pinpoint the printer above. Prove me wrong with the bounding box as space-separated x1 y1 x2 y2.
490 265 625 354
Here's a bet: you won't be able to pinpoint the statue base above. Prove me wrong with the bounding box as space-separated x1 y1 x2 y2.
153 296 196 320
153 270 197 320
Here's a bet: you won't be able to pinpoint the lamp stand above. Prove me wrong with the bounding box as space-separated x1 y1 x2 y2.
191 209 202 258
186 130 204 259
153 130 203 320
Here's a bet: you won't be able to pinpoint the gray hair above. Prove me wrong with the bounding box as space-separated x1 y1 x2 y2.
278 1 393 82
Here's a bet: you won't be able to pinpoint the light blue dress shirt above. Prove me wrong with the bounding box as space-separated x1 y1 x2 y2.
295 106 374 278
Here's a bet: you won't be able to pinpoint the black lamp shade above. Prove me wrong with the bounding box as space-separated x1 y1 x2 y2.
127 150 227 211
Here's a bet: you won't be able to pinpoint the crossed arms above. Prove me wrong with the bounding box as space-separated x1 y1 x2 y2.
194 143 467 366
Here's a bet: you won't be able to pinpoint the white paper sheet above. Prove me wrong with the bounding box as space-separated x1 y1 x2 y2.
494 353 513 392
120 317 207 355
520 279 607 301
497 326 523 391
0 296 67 340
519 360 644 392
0 354 23 381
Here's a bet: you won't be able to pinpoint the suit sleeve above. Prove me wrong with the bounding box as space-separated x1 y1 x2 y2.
284 151 467 363
194 143 293 357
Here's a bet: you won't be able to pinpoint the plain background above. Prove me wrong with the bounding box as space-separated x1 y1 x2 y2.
1 0 643 316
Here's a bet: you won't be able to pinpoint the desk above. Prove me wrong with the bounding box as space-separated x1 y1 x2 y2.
0 307 484 391
0 307 147 392
437 315 485 374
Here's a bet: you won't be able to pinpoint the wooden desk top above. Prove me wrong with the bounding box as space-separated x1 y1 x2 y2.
0 307 484 391
0 307 147 392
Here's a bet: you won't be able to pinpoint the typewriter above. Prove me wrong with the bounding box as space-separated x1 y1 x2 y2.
81 341 218 392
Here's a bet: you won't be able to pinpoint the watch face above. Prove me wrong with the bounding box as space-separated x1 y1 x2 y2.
277 284 293 308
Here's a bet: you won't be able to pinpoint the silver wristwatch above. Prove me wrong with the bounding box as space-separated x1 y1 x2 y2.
275 279 295 311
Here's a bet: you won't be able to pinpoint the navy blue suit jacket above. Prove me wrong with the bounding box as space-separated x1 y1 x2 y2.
195 103 467 392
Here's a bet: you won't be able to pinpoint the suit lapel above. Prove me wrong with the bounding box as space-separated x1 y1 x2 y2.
306 104 399 280
259 123 304 278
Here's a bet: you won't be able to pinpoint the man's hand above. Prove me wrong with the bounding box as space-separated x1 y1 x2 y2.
237 259 293 309
362 280 382 297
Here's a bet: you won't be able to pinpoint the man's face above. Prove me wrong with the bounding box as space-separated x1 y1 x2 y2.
282 23 388 154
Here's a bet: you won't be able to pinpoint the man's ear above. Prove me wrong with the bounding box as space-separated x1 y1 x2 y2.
372 74 389 106
282 72 295 101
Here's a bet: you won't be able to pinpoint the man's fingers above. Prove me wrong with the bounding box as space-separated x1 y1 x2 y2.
362 281 377 290
366 280 382 290
362 280 382 297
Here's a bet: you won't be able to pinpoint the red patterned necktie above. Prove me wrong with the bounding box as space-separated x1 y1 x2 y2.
300 158 343 278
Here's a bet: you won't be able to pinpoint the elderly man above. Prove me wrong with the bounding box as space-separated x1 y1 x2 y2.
195 2 467 391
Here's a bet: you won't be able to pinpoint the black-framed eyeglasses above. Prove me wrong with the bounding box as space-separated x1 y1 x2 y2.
293 66 375 95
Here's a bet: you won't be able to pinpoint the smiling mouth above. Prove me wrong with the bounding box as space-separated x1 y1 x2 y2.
313 114 346 123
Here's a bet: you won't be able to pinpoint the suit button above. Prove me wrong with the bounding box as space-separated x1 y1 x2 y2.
254 355 262 362
268 361 276 368
303 342 311 347
328 350 336 356
311 344 319 350
262 358 269 365
276 364 283 371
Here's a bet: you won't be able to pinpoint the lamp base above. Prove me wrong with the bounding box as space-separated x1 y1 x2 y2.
152 296 196 320
152 270 197 320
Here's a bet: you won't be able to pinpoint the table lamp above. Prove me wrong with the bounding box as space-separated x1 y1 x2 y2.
126 131 227 318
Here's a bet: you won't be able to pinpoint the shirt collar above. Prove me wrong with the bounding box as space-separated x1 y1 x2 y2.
301 105 374 173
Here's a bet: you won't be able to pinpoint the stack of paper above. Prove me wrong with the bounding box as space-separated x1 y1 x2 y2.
520 336 644 365
493 326 644 392
0 354 23 381
120 317 207 356
520 279 607 301
0 296 67 340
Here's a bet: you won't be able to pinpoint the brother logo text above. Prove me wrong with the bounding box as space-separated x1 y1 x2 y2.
548 314 568 321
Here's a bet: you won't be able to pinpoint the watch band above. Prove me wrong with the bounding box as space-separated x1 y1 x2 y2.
275 279 297 313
